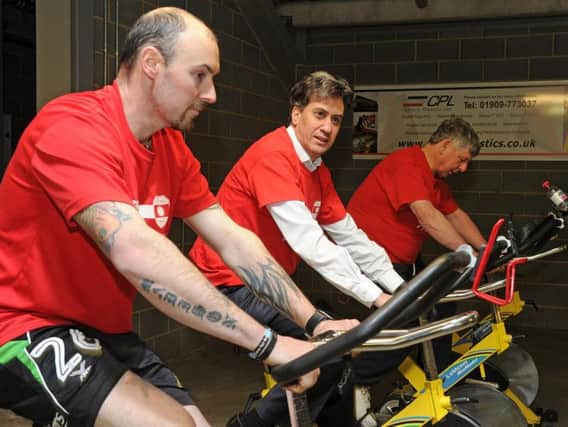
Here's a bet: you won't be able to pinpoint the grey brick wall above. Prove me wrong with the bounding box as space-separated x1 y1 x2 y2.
294 16 568 328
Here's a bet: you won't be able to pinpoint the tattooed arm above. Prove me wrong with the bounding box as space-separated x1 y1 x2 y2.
74 201 319 389
74 201 261 342
184 204 359 335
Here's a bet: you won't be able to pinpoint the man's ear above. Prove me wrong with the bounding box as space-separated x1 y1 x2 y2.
439 138 452 154
139 46 163 79
290 105 302 126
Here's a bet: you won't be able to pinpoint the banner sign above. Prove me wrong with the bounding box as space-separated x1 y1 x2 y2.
352 85 568 160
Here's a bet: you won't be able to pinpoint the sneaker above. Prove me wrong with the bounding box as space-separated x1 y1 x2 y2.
354 385 377 427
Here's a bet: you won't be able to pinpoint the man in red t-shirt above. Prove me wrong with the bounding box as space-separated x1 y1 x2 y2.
0 8 354 427
348 118 486 373
348 117 486 276
190 71 409 427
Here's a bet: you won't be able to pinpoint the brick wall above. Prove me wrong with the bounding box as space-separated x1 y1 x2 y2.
293 16 568 328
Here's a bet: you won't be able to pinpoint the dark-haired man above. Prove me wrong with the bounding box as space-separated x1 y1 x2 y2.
190 71 409 427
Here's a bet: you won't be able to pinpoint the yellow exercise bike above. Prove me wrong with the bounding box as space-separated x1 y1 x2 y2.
376 213 566 427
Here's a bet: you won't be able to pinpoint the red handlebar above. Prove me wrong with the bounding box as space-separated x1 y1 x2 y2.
472 217 518 306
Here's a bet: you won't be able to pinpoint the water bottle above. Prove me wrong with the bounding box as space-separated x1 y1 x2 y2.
542 180 568 212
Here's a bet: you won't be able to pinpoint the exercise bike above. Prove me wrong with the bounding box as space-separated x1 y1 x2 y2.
374 212 566 427
441 190 567 425
246 185 568 426
263 238 515 426
449 209 566 426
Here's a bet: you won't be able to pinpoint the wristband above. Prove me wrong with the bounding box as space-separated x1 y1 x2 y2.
305 310 329 337
248 328 278 361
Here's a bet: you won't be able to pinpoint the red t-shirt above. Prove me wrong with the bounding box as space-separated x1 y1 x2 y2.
190 126 346 286
347 146 458 264
0 82 215 345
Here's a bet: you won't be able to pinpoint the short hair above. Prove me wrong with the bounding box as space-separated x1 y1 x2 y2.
288 71 353 113
118 8 193 72
427 116 481 156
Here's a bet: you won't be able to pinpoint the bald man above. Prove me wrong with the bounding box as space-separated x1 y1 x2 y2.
0 8 358 427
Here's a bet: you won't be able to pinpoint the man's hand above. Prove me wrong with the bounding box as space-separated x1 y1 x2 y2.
495 235 512 254
456 243 477 269
374 292 392 307
313 318 359 336
264 335 320 393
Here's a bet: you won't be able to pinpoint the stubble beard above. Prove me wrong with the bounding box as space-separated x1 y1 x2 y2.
173 101 207 132
173 118 194 132
172 109 195 132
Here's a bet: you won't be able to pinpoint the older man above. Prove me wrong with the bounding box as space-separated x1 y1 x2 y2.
348 117 486 279
348 117 486 375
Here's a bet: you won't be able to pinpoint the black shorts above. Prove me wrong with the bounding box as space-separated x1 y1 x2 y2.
0 325 192 427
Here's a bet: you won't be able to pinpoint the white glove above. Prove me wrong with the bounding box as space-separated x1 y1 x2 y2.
456 243 476 269
495 235 512 255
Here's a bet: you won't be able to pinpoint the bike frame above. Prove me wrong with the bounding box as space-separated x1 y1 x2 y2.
384 243 567 427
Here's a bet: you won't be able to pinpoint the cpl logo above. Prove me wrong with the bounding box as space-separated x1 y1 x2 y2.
427 95 455 107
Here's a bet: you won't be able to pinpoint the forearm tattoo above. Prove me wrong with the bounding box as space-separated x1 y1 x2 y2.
140 278 237 330
77 202 132 255
236 259 303 317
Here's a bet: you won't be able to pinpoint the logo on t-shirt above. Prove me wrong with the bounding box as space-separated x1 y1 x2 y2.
134 195 171 229
311 200 321 219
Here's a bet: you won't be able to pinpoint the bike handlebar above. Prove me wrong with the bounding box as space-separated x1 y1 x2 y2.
471 218 513 305
312 311 479 352
270 251 469 384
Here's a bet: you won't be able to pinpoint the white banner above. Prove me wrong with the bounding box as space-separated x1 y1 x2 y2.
352 85 568 160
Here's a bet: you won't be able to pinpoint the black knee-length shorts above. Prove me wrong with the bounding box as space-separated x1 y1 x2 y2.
0 325 192 427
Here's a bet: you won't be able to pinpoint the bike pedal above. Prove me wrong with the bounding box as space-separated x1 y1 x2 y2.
536 408 559 423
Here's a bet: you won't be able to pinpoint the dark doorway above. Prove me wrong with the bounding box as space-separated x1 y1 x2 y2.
1 0 36 176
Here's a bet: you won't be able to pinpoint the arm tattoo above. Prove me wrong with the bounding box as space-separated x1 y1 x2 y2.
235 258 303 317
140 278 237 330
77 202 132 255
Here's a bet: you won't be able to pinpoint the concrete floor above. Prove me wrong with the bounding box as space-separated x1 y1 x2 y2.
1 327 567 427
